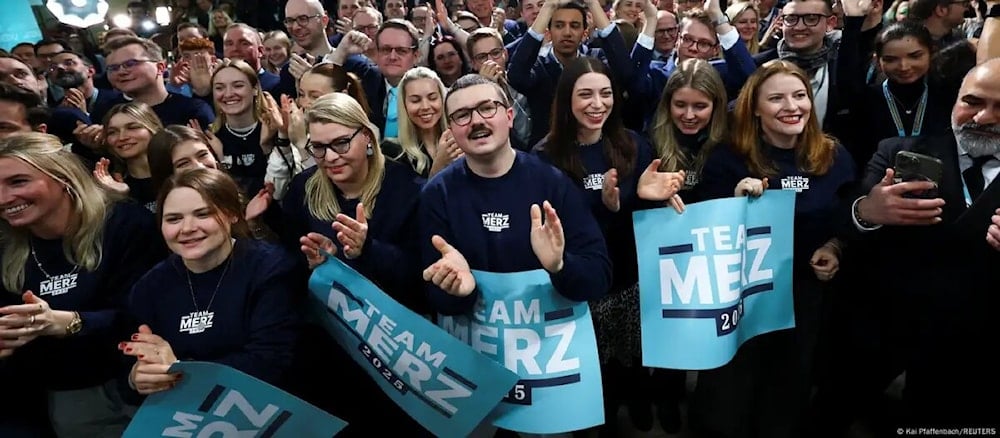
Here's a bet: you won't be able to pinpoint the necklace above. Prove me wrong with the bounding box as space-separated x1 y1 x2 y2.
887 90 920 115
224 122 259 140
30 241 81 297
179 251 233 334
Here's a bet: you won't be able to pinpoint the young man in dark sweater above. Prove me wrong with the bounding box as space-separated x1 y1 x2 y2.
420 74 612 315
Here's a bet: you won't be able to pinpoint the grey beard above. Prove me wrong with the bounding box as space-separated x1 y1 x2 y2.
953 122 1000 157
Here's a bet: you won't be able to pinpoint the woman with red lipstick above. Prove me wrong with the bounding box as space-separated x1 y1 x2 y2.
94 102 165 213
693 60 856 438
121 169 298 394
535 57 686 434
281 93 430 434
0 132 161 436
851 22 953 172
381 67 462 178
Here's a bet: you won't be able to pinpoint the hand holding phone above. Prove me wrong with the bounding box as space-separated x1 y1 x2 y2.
893 150 943 199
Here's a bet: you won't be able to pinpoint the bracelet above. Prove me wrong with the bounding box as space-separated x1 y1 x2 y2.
274 136 291 147
853 196 879 229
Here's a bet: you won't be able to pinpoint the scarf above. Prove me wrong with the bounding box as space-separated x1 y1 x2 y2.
777 34 839 75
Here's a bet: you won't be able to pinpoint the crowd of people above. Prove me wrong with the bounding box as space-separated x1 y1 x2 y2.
1 0 998 436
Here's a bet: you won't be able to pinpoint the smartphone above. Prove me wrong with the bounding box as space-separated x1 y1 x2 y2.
893 150 943 199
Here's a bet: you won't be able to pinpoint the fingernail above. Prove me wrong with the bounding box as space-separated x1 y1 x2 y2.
125 347 132 353
138 354 144 359
118 342 126 350
131 334 139 340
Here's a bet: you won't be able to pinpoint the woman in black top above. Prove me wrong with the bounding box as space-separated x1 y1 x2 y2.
94 102 164 213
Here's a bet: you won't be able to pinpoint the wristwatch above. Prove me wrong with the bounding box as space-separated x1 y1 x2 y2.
65 312 82 336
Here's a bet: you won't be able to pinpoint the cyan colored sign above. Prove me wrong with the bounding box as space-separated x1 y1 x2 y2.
634 191 796 370
0 1 42 51
124 361 346 437
309 258 519 438
440 269 604 434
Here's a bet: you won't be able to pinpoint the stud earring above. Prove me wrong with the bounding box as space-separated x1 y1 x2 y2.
366 143 374 156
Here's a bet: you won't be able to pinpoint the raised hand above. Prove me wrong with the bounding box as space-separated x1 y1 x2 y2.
530 201 565 273
335 16 352 35
288 53 312 80
332 202 369 259
857 168 944 226
259 92 284 151
60 88 87 113
169 60 191 87
423 235 476 297
479 60 505 82
72 121 104 150
300 232 337 269
189 52 214 96
280 94 307 148
93 158 130 195
189 119 223 159
245 183 273 221
342 31 373 56
637 159 684 199
602 168 621 212
491 7 507 31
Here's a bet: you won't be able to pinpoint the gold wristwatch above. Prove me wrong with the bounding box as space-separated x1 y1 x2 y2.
65 312 82 336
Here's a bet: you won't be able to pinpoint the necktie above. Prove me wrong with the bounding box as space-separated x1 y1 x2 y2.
384 86 398 138
962 155 993 200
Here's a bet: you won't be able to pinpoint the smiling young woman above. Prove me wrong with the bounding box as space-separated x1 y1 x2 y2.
0 132 162 436
97 102 165 213
122 169 298 395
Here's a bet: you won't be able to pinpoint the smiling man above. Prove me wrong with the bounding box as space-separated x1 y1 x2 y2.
420 74 610 318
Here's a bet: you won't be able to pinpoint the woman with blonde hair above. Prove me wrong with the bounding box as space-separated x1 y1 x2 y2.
648 58 729 202
262 30 292 75
281 92 429 434
94 102 165 213
210 58 284 197
0 132 161 436
382 67 460 178
693 60 855 438
726 1 762 54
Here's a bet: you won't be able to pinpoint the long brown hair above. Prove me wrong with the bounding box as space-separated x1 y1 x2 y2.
156 168 251 239
731 60 836 177
545 57 635 180
148 125 221 192
649 58 728 173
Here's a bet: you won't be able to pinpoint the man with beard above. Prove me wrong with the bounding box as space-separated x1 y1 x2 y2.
0 55 90 152
47 51 121 116
821 59 1000 433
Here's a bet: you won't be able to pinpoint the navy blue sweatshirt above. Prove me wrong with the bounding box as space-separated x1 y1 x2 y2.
698 141 856 267
128 239 298 386
282 160 428 313
0 202 164 391
124 174 157 213
215 124 268 197
91 92 215 128
535 130 656 291
420 151 612 315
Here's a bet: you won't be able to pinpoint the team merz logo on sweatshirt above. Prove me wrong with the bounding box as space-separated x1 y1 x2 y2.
481 213 510 232
780 176 810 193
38 273 78 297
180 310 215 334
583 173 604 190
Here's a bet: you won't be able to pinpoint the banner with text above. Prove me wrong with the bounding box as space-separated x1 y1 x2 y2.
439 269 604 434
634 191 796 370
124 361 347 437
309 258 519 438
0 1 42 51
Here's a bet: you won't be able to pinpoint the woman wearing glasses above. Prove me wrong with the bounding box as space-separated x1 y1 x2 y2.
0 132 162 436
93 102 164 213
534 57 685 434
281 93 429 434
381 67 461 178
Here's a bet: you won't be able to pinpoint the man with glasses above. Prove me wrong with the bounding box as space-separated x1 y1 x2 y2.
467 27 532 149
83 37 213 148
420 73 611 321
630 0 755 124
352 7 384 47
755 0 879 141
652 10 679 60
908 0 970 46
275 0 337 98
329 20 421 138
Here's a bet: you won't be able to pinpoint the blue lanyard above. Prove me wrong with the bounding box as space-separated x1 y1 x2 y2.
882 79 928 138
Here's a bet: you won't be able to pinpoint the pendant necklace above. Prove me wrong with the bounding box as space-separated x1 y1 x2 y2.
179 254 233 334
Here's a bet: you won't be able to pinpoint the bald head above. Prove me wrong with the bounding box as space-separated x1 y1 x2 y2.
285 0 330 52
952 59 1000 156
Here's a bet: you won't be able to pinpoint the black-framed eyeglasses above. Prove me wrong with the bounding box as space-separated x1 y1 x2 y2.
106 59 155 73
448 100 507 126
355 24 379 33
654 26 679 36
284 13 324 28
306 127 363 158
780 13 830 27
679 35 717 52
377 45 418 56
472 47 505 63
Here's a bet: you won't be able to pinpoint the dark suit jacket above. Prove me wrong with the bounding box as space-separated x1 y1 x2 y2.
848 134 1000 423
507 27 633 145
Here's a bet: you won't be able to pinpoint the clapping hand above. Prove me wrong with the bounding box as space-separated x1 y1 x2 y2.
602 168 621 212
530 201 566 273
93 158 130 195
423 236 477 297
120 324 181 395
333 203 369 259
637 159 686 213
